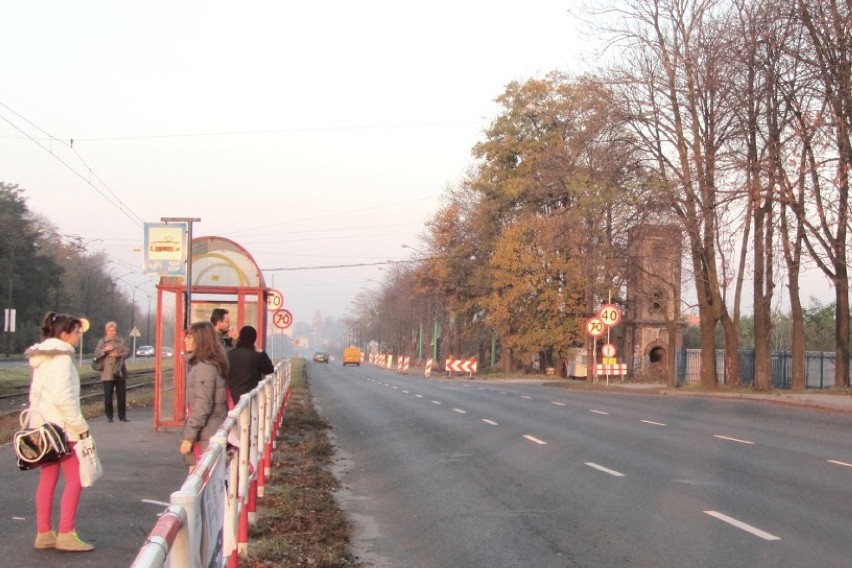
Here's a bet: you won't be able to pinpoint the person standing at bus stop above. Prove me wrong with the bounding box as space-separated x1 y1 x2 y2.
26 312 94 552
93 321 130 422
226 325 274 404
180 321 229 469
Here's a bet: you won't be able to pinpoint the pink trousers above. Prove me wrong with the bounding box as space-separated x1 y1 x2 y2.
35 447 82 534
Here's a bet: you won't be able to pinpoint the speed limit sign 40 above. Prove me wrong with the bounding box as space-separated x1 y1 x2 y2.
272 308 293 330
266 289 284 312
599 304 622 327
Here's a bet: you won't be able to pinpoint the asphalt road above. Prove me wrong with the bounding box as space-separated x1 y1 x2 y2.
308 362 852 568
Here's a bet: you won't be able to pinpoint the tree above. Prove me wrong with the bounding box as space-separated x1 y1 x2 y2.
602 0 745 389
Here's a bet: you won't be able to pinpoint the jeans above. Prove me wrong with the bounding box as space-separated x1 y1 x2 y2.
103 379 127 420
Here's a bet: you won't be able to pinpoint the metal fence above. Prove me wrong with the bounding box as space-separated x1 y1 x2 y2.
676 349 845 389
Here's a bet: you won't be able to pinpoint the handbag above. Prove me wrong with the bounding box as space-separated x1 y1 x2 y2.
14 409 71 471
75 433 103 487
114 358 127 380
91 355 105 372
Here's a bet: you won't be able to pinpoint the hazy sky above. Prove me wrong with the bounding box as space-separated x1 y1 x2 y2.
3 2 833 336
1 1 599 328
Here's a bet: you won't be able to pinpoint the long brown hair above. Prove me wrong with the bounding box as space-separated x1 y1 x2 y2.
186 321 229 377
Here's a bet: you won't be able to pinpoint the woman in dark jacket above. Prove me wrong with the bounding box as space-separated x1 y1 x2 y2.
179 321 229 468
226 325 274 405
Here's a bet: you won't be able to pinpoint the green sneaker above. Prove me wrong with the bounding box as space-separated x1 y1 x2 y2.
34 531 57 549
56 531 94 552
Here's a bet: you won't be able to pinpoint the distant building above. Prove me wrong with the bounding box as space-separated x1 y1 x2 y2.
623 224 683 380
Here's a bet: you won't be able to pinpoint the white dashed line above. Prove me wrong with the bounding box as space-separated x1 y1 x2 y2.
523 435 547 445
640 419 667 427
827 459 852 468
521 395 532 400
431 400 442 405
589 409 609 415
704 511 780 541
498 391 508 395
452 408 467 414
481 419 499 426
585 462 625 477
551 401 567 406
415 394 424 398
714 435 754 445
402 390 409 394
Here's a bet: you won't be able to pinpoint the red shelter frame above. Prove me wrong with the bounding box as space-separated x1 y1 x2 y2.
152 236 272 430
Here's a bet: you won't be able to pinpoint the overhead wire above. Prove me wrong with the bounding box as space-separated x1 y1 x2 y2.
0 101 145 227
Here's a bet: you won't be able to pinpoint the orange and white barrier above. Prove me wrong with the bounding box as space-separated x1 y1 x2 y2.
596 363 627 375
446 356 477 378
425 358 433 377
396 355 410 374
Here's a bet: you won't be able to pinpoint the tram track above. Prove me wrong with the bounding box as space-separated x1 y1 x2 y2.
0 369 156 418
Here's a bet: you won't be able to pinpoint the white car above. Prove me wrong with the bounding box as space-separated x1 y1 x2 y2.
136 345 155 357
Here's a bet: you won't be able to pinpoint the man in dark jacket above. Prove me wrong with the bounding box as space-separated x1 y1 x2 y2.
226 325 274 403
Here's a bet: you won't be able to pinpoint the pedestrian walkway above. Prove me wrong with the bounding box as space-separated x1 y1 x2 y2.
1 406 186 567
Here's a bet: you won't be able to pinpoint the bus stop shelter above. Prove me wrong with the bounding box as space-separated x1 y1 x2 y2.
152 235 273 429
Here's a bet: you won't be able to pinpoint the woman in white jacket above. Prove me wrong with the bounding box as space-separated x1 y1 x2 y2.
25 312 93 552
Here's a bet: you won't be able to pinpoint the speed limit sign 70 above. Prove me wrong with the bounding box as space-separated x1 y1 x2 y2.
272 308 293 330
599 304 622 327
585 317 606 337
266 289 284 312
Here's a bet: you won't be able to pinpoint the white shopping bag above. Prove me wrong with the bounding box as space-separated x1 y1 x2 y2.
76 435 103 487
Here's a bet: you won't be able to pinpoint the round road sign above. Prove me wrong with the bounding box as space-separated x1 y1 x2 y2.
599 304 622 327
266 289 284 312
272 308 293 330
601 343 617 358
585 317 606 337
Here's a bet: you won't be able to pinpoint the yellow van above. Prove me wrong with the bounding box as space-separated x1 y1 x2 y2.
342 346 362 366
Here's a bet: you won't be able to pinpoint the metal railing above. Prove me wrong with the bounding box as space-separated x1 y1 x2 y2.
676 349 846 389
131 360 291 568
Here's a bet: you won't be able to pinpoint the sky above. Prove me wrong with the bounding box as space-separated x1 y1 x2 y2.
1 1 602 329
2 2 835 336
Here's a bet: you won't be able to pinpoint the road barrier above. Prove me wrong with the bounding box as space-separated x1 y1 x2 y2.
131 360 291 568
446 356 477 378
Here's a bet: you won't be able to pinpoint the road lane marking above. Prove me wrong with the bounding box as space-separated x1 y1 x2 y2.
585 462 625 477
704 511 780 541
551 401 567 406
714 435 754 445
452 408 467 414
482 419 499 426
589 409 609 415
498 391 508 395
402 390 409 394
523 435 547 445
640 419 667 427
827 459 852 468
415 394 424 398
142 499 171 507
431 400 442 405
521 395 532 400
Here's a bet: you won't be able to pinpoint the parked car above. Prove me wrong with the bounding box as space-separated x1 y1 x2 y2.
313 351 329 363
136 345 155 357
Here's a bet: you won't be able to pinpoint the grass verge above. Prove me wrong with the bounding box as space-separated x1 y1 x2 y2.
240 359 362 568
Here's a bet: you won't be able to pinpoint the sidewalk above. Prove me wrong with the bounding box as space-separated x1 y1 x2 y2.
1 406 186 567
554 377 852 414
